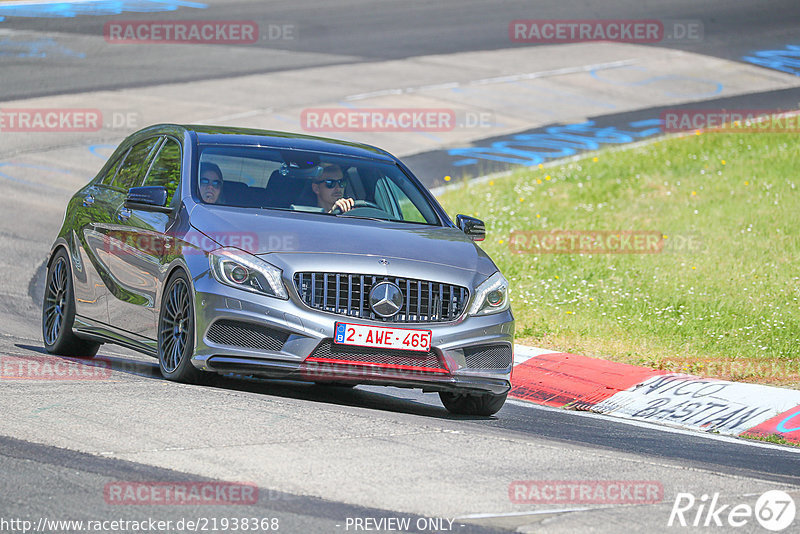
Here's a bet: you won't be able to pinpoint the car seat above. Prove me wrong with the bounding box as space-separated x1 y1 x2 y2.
263 170 308 209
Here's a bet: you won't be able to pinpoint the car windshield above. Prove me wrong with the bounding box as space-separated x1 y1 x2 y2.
196 145 441 225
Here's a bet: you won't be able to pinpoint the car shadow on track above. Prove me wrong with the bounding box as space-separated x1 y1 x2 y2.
15 343 162 379
13 343 496 421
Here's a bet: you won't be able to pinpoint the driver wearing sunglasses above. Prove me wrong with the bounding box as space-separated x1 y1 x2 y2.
199 162 224 204
312 163 354 213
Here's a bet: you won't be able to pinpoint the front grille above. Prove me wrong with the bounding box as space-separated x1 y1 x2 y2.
463 344 513 369
206 319 289 351
293 272 468 323
306 339 446 372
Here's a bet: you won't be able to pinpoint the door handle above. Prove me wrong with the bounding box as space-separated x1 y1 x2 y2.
117 208 132 222
82 194 95 207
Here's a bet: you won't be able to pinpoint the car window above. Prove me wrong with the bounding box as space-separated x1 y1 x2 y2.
100 148 130 186
374 178 400 217
359 166 439 224
385 177 428 223
200 152 281 188
142 138 181 206
197 146 442 225
112 137 161 191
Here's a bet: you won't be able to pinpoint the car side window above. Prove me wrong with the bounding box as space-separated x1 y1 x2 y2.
385 178 427 223
142 138 181 206
373 178 396 215
100 148 130 186
112 137 161 191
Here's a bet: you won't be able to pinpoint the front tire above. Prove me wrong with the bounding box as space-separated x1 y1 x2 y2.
439 391 507 416
42 249 100 357
158 271 206 384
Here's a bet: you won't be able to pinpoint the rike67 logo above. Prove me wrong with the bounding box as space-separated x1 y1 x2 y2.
669 490 796 531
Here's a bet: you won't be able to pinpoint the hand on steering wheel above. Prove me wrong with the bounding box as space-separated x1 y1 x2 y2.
330 199 381 214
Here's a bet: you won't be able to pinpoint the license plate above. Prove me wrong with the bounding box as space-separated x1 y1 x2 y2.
334 322 432 352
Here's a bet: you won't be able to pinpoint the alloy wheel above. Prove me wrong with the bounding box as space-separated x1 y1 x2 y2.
159 278 191 373
43 257 68 346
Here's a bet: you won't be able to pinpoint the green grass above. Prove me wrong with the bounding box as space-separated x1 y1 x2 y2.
437 129 800 386
741 433 800 447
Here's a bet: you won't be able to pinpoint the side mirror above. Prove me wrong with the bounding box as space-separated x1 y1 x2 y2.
456 214 485 242
125 186 172 213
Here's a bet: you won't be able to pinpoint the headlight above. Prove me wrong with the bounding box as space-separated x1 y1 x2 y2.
209 247 288 299
468 272 510 316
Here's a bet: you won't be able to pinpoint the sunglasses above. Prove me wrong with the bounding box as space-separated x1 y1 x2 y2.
315 179 346 189
200 177 222 188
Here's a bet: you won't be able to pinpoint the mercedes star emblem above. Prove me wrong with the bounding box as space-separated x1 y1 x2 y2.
369 281 403 318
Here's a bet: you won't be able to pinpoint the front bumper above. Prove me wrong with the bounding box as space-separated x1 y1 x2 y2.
190 273 514 395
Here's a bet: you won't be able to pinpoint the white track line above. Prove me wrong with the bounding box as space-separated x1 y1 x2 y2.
345 59 636 101
457 507 594 520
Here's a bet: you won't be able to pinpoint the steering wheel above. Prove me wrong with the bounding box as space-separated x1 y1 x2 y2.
331 199 382 214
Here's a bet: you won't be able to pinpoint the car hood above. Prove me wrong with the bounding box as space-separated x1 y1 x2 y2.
189 205 497 275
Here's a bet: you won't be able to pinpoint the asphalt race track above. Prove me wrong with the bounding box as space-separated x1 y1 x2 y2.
1 1 800 533
1 0 799 100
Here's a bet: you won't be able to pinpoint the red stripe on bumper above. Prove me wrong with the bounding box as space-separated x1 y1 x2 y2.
305 357 449 374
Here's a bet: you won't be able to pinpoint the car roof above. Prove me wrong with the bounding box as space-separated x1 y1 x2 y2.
138 123 397 162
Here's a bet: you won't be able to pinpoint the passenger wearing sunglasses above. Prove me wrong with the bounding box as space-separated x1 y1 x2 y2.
199 162 224 204
311 164 354 213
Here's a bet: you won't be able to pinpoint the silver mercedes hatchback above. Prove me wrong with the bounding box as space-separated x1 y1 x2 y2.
43 124 514 415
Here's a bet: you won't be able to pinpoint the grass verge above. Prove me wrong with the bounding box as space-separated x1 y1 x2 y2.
741 433 800 447
437 128 800 387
